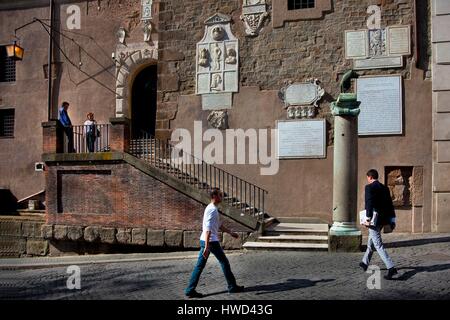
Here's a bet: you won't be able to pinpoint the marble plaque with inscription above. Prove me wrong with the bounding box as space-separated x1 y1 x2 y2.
353 56 403 70
277 120 326 159
357 76 403 135
345 30 369 59
387 25 411 56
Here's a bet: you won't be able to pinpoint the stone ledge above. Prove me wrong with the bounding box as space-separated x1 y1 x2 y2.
42 152 125 163
39 224 248 250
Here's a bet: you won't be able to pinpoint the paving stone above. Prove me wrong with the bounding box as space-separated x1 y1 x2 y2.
53 225 68 240
164 230 183 248
67 226 84 241
132 228 147 245
1 233 450 300
41 225 53 240
183 231 201 249
84 226 100 242
99 228 116 244
21 222 43 238
147 230 164 247
26 240 49 256
116 228 132 244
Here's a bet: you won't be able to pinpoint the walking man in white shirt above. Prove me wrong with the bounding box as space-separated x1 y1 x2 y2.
185 189 245 298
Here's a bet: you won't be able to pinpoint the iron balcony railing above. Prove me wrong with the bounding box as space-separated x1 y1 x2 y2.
128 132 268 223
62 124 110 154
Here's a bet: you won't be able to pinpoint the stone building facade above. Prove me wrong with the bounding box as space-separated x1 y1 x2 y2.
0 0 447 251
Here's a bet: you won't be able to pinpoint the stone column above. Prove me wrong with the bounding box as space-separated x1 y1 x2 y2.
42 121 63 154
329 93 362 252
109 117 130 152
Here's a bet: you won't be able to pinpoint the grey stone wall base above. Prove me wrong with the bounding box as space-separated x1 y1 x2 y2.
328 234 362 252
1 219 251 257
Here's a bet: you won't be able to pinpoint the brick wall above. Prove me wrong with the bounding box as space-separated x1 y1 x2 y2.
45 160 250 232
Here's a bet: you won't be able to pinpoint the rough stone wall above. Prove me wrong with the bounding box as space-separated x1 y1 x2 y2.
0 216 48 257
157 0 417 126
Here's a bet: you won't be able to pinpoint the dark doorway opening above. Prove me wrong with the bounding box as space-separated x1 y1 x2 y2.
131 64 157 138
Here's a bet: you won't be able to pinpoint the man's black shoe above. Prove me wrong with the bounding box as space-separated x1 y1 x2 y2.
359 262 368 272
384 267 398 280
186 290 204 298
229 285 245 293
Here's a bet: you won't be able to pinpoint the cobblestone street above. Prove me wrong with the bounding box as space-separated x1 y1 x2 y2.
1 234 450 300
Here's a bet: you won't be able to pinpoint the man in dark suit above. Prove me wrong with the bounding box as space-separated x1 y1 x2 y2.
359 169 398 280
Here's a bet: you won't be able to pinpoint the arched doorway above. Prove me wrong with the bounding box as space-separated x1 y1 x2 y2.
131 64 157 138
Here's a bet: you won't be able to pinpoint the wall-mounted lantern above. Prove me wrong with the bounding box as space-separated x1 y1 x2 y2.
6 41 24 61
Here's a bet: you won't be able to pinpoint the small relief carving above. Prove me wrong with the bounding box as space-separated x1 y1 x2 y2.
279 79 325 119
287 106 317 119
117 27 127 44
196 13 239 96
208 111 229 130
369 29 386 56
241 0 269 37
198 48 210 67
386 167 413 207
225 47 237 65
143 20 152 42
143 49 153 58
212 43 222 71
211 74 223 91
211 26 225 41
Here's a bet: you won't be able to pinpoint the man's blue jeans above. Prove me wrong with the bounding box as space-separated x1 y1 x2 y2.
185 240 237 294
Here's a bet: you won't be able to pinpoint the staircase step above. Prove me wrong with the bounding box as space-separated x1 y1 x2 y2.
243 241 328 251
258 235 328 243
263 217 278 229
265 223 329 236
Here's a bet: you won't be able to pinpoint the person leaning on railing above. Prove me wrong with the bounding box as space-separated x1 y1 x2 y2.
58 101 75 153
83 112 100 153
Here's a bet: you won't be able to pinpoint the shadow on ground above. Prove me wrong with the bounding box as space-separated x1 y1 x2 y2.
394 263 450 281
204 278 335 297
385 236 450 249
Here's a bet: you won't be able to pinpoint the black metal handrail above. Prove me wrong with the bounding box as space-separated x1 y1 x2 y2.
63 124 110 154
128 132 268 223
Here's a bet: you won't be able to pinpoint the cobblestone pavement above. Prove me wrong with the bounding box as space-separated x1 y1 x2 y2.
1 233 450 300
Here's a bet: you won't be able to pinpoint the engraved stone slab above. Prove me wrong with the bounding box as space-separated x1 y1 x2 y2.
353 56 403 70
357 75 403 136
345 30 369 59
202 93 233 110
277 120 326 159
285 83 322 106
387 25 411 56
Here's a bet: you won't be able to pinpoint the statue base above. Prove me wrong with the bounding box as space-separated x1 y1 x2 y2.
328 222 362 252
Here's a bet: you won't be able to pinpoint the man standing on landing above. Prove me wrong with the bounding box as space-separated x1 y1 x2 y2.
185 189 244 298
360 169 398 280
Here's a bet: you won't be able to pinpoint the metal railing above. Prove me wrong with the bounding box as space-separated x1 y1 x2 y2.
128 132 268 223
62 124 110 153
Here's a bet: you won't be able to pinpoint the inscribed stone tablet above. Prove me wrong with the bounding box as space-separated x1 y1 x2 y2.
285 83 320 106
345 30 369 59
353 56 403 70
387 25 411 56
277 120 326 159
357 76 403 135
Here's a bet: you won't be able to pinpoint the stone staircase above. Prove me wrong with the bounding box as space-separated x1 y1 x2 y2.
127 137 270 231
243 219 330 251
